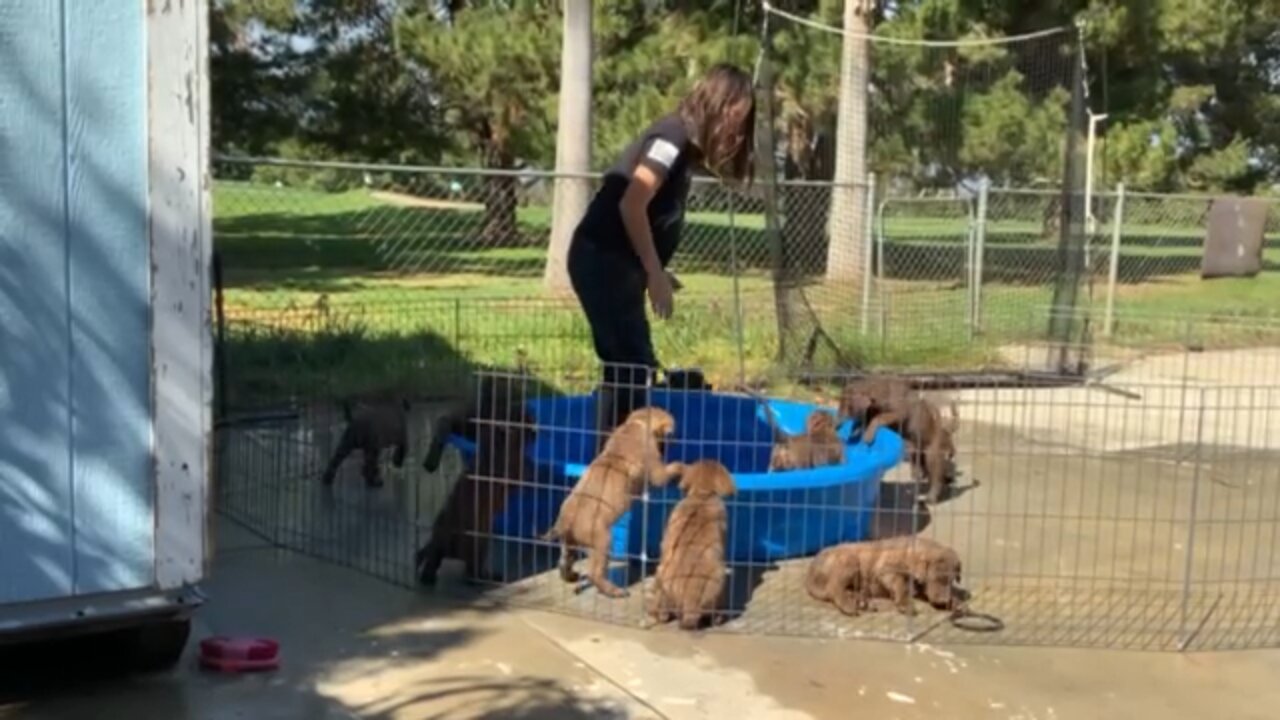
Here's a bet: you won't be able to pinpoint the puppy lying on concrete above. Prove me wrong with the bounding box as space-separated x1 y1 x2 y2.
546 407 684 598
806 536 963 617
839 376 960 504
415 375 535 585
647 459 736 630
320 397 410 488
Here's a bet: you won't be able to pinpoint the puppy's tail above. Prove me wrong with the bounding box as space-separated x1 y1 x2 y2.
423 402 468 473
422 415 454 473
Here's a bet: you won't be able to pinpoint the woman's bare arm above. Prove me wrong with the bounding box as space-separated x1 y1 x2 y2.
619 164 665 278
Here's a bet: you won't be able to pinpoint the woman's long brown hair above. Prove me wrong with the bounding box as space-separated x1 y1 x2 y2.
678 63 756 186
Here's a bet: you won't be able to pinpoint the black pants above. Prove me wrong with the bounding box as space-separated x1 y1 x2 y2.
568 236 657 432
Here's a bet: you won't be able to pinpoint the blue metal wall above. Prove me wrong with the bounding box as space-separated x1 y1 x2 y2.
0 2 153 603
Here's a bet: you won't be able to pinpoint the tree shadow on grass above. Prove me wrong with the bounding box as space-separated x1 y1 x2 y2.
217 297 587 414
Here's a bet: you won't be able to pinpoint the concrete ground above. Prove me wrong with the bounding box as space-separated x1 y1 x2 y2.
4 518 1280 720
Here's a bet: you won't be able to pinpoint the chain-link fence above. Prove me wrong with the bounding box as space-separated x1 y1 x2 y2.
215 157 1279 390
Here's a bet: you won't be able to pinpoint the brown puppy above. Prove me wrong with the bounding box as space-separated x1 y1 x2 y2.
769 410 845 471
648 460 736 630
546 407 684 598
806 537 963 616
805 542 871 616
738 387 844 471
838 376 913 438
839 377 960 505
320 397 410 488
905 401 960 506
416 375 535 585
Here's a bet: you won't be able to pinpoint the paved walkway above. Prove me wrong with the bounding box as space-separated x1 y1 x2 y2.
4 518 1280 719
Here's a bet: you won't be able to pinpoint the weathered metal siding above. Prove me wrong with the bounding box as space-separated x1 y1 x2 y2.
0 1 153 603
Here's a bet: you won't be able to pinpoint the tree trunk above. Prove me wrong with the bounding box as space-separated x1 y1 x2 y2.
825 0 875 285
544 0 593 296
480 174 521 246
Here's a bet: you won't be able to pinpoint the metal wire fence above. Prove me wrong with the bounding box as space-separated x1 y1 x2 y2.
214 310 1280 650
215 158 1278 383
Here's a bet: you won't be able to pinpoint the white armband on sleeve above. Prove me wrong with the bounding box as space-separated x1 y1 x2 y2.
645 138 681 170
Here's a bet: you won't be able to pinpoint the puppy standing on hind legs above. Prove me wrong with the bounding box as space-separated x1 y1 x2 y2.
415 375 535 586
839 377 960 505
908 400 960 506
647 460 736 630
545 407 684 598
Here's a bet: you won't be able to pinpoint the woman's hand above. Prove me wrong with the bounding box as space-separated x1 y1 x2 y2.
647 269 675 319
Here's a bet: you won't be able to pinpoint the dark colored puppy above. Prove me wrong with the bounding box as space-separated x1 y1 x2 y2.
320 397 410 488
839 377 960 504
837 376 913 437
416 375 535 585
546 408 684 598
769 410 845 471
648 460 736 630
806 537 963 617
904 401 960 505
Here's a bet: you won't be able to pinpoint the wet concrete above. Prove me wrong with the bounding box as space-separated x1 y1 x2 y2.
5 519 1280 719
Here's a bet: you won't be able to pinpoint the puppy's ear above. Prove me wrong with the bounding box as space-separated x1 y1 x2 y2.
678 465 700 495
910 552 931 581
651 410 676 437
713 467 737 497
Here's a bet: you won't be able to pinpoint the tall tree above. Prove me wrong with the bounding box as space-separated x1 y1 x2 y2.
545 0 593 295
396 2 561 244
210 0 305 156
826 0 876 283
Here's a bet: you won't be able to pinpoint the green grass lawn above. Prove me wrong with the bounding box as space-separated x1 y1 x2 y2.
213 181 1280 406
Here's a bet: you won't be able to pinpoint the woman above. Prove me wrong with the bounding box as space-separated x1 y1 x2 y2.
568 63 756 433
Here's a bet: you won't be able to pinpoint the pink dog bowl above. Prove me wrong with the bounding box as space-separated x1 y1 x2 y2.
199 636 280 673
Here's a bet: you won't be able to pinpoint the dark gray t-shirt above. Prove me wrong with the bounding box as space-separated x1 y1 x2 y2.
574 113 694 268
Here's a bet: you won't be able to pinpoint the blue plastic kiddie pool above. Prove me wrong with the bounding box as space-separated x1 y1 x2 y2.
445 389 904 576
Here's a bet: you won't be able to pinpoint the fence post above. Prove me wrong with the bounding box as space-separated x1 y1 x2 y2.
213 250 228 423
1103 182 1125 338
1177 386 1208 650
860 173 877 336
727 191 747 385
972 180 989 337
